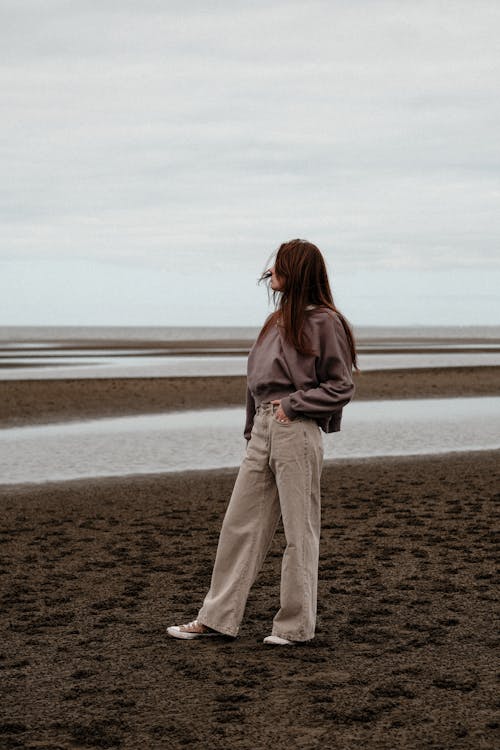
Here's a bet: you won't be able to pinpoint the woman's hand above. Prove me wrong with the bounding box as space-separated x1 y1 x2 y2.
271 399 291 423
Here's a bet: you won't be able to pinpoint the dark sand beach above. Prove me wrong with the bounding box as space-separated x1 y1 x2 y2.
1 338 499 748
1 450 499 749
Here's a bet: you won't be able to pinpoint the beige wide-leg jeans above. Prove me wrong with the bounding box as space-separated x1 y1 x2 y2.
197 401 324 641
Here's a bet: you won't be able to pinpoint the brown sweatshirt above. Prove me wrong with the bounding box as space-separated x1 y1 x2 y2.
244 306 355 441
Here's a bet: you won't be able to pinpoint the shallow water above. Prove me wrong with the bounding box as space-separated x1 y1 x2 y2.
2 327 500 380
1 351 500 380
1 397 499 485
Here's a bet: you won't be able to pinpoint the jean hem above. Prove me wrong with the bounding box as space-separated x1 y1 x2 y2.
197 613 239 638
272 630 315 642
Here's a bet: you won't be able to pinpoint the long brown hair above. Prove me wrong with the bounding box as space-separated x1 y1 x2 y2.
256 238 359 372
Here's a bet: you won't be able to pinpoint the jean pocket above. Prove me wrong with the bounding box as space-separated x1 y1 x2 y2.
273 415 290 425
273 413 305 426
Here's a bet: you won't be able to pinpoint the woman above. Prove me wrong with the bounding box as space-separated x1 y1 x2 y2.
168 239 359 645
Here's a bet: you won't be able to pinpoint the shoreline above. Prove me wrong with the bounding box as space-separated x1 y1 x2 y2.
2 447 499 494
1 365 499 427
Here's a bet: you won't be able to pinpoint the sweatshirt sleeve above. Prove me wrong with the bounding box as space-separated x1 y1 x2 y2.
244 385 256 441
279 312 355 420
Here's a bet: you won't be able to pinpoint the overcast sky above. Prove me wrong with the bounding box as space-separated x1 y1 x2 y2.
1 0 499 326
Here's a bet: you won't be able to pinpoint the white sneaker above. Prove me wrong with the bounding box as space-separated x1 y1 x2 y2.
167 619 221 640
263 635 298 646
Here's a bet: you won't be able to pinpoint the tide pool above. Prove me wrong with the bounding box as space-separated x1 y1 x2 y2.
1 397 499 485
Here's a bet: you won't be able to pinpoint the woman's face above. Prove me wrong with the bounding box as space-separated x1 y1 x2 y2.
269 265 285 292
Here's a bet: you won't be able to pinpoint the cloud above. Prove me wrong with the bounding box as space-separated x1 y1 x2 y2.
1 0 499 278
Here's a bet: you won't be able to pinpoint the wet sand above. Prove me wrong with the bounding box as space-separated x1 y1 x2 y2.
1 450 498 749
1 365 499 427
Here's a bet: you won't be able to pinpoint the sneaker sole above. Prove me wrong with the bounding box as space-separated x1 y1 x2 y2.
263 636 298 646
167 626 221 640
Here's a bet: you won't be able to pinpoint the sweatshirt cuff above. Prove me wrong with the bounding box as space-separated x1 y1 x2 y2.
280 396 299 420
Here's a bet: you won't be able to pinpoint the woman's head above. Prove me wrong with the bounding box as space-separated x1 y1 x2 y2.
265 239 334 306
258 238 359 370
